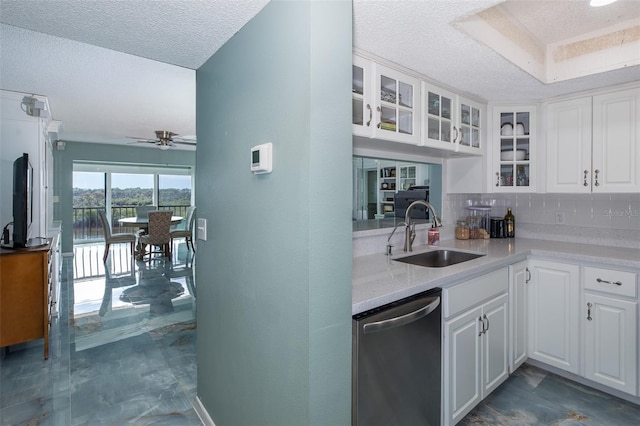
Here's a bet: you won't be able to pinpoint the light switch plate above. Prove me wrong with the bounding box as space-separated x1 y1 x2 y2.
197 218 207 241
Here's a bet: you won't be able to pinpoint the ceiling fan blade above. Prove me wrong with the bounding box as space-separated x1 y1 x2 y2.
172 140 197 146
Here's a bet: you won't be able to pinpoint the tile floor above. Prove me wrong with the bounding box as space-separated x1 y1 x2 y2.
0 242 199 425
461 363 640 425
2 242 639 425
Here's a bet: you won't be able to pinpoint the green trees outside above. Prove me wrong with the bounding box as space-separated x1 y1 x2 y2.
72 187 191 240
73 187 191 207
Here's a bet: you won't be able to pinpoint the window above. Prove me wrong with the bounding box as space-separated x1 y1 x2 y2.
73 163 193 241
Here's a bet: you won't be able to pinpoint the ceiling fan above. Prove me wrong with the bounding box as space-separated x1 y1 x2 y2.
127 130 196 150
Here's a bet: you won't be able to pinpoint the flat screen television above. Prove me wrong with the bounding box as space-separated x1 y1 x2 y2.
11 153 33 248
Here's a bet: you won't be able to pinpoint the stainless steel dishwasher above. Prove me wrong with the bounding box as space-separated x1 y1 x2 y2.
352 288 441 426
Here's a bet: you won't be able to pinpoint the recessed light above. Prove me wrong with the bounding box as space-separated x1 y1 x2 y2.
590 0 618 7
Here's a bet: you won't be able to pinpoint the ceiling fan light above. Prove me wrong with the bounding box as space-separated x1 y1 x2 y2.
589 0 617 7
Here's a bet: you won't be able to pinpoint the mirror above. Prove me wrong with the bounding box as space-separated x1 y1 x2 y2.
352 156 442 232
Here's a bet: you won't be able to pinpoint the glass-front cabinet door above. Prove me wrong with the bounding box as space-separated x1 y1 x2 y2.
493 106 536 192
352 55 373 138
457 97 484 154
422 83 456 151
372 64 420 144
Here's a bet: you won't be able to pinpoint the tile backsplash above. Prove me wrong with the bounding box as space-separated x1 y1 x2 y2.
445 193 640 249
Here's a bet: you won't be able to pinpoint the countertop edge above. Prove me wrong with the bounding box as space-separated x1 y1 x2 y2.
353 238 640 315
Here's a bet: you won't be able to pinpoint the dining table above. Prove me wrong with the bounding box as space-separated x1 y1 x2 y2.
118 215 184 230
118 215 184 260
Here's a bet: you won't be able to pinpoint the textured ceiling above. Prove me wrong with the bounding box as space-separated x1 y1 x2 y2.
0 0 270 69
0 0 638 148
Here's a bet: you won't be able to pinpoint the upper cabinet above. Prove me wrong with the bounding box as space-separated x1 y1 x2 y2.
456 97 484 155
422 83 484 154
372 64 420 144
353 52 485 154
547 88 640 193
352 55 373 138
491 106 536 192
422 84 456 151
352 55 420 145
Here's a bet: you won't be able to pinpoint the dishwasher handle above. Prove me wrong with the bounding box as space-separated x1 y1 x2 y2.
363 296 440 334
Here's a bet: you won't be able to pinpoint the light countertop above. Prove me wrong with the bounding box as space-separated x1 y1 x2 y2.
352 238 640 315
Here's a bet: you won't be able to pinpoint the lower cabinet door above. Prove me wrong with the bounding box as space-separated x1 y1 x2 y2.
509 261 528 372
444 306 482 426
527 260 580 373
482 293 509 395
584 293 637 395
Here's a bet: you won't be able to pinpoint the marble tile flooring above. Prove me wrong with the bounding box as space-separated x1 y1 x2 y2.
460 363 640 425
0 242 199 425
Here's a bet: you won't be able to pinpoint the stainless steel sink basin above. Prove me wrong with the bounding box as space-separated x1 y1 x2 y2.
393 249 485 268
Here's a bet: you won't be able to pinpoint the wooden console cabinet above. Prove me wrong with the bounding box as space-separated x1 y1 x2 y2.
0 240 52 359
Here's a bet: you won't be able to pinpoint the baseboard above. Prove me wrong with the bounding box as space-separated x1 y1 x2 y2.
525 359 640 406
194 396 216 426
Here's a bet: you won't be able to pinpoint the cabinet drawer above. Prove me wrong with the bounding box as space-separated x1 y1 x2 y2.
584 267 637 298
443 268 508 318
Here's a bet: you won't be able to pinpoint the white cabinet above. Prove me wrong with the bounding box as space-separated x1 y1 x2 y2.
422 84 484 154
592 89 640 192
443 268 509 426
352 55 374 138
527 259 580 374
372 64 420 144
509 260 528 373
422 83 456 151
582 266 637 395
491 106 536 192
546 88 640 193
352 55 420 144
457 97 484 155
546 97 592 192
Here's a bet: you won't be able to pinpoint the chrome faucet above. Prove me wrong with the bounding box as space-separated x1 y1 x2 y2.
404 200 443 252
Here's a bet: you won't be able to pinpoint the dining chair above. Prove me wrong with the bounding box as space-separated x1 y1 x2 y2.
139 210 173 261
135 205 156 219
97 210 137 263
170 206 196 252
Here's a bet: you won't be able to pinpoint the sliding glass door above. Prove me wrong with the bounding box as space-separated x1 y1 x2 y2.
72 163 193 242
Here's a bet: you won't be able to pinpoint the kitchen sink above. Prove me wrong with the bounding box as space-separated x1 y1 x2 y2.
393 249 485 268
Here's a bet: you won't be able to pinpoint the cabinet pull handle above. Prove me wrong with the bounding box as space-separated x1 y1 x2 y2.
525 267 531 283
596 278 622 286
478 316 485 336
366 104 372 127
587 302 592 321
376 106 381 129
496 172 500 187
583 170 589 187
594 169 600 187
453 126 459 143
483 314 489 332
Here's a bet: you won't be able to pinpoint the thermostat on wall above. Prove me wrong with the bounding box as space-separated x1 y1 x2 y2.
251 143 272 174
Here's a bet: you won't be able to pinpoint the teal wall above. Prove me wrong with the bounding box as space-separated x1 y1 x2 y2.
54 141 195 252
195 1 352 424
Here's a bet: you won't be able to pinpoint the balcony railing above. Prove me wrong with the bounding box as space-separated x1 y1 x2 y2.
73 205 190 242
